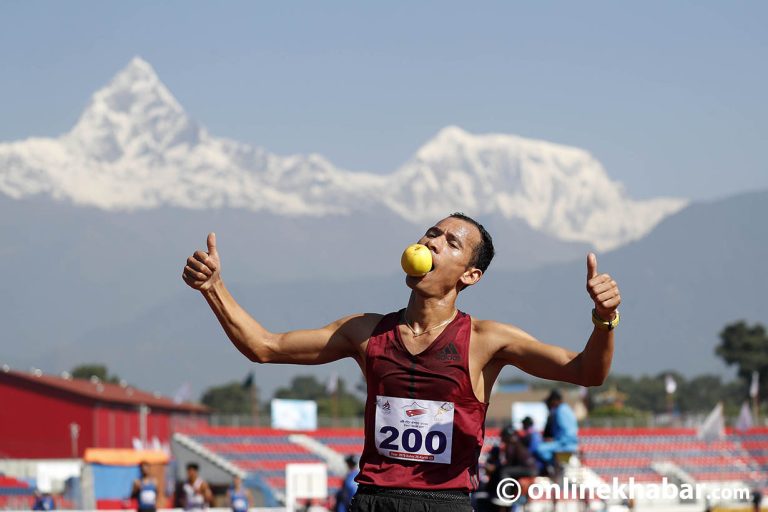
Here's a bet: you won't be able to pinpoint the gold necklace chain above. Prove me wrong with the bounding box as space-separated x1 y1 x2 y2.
402 308 458 337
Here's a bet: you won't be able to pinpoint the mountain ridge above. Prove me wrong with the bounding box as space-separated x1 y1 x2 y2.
0 57 686 251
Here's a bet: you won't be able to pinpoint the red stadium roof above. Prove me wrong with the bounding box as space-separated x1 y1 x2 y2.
0 368 208 413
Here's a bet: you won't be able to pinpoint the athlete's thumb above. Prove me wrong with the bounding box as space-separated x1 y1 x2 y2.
207 232 218 257
587 252 598 280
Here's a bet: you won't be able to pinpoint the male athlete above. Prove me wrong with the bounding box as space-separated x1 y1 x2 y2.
131 461 159 512
182 213 621 512
179 463 212 511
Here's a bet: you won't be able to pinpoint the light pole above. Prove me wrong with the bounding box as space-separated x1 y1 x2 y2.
139 404 150 448
69 423 80 458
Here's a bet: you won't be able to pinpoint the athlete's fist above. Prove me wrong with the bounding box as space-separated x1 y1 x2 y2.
586 252 621 320
182 233 221 292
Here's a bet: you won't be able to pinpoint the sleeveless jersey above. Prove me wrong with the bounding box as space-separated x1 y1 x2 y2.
355 309 488 491
230 488 248 512
137 479 157 510
183 478 206 510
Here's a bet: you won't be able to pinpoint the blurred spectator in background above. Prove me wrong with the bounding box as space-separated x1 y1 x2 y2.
32 490 55 511
335 454 359 512
179 463 212 511
486 425 537 511
752 488 762 512
131 461 158 512
519 416 544 474
534 389 578 470
227 475 252 512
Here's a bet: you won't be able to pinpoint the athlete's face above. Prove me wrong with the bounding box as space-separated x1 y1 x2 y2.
407 217 483 294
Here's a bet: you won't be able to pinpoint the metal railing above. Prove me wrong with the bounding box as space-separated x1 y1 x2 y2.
208 415 365 428
206 413 766 430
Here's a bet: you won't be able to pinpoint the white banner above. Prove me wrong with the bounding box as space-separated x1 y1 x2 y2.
271 399 317 431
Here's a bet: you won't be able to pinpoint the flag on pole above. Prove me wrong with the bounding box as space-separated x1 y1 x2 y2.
326 372 338 394
665 374 677 395
173 382 191 404
749 371 759 398
242 371 254 390
697 402 725 441
735 402 754 432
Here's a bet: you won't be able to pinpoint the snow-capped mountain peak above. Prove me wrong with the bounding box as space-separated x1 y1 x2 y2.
66 56 202 162
0 58 687 250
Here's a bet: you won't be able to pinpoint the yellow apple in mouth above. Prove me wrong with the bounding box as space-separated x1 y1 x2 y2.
401 244 433 276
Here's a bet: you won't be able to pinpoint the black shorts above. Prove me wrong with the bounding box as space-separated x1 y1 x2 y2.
350 485 473 512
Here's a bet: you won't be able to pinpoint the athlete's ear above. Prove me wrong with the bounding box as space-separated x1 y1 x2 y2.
459 267 482 289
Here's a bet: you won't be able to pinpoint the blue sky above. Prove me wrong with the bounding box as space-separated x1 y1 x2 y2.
1 1 766 200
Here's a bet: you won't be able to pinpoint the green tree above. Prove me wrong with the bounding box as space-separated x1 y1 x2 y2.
677 374 743 414
716 321 768 395
599 373 670 413
71 364 120 383
201 381 253 414
589 404 649 420
592 371 744 415
274 375 364 418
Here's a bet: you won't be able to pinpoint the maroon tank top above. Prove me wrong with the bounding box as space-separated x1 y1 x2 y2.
355 309 488 491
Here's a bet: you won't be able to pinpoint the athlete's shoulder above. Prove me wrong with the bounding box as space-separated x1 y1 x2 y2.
336 312 387 341
470 318 531 342
470 317 508 333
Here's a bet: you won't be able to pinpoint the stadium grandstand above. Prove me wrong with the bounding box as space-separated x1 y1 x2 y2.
0 474 35 510
166 423 768 511
1 366 766 510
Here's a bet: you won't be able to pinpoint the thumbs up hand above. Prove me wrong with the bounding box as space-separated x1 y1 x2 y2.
586 252 621 320
182 232 221 291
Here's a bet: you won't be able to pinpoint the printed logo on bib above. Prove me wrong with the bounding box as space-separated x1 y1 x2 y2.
375 395 454 464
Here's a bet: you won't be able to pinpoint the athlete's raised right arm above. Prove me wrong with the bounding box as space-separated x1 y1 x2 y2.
182 233 374 364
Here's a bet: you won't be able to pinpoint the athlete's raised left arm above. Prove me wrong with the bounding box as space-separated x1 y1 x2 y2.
480 253 620 387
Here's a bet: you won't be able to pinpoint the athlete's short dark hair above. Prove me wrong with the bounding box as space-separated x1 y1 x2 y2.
186 463 199 471
545 389 563 405
449 212 494 273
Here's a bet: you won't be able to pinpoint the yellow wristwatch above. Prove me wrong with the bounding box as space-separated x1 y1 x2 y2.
592 309 620 331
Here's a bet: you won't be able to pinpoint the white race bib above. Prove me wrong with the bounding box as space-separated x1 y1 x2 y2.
374 395 454 464
139 489 156 505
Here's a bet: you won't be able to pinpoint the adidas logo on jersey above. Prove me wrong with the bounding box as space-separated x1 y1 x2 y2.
436 341 460 361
